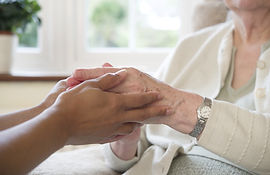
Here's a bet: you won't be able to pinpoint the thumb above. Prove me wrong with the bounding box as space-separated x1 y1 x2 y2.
92 69 127 90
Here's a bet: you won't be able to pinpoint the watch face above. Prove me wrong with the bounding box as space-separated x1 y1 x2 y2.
198 106 211 119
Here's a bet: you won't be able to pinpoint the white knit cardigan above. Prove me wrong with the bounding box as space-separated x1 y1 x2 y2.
104 21 270 175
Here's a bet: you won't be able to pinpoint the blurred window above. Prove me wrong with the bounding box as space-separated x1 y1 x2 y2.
13 0 197 75
18 21 39 48
87 0 180 49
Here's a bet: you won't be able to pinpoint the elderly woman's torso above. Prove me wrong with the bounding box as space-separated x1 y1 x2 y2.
105 1 270 174
104 21 270 174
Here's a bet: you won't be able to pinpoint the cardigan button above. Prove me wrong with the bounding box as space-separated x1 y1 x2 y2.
256 88 266 98
257 60 266 70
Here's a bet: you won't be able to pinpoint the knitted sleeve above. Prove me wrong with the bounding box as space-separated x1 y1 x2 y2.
199 100 270 175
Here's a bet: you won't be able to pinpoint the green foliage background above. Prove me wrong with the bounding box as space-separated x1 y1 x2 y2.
0 0 41 35
89 0 128 47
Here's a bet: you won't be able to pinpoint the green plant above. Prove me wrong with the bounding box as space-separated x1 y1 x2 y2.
91 0 126 27
0 0 41 35
90 0 127 47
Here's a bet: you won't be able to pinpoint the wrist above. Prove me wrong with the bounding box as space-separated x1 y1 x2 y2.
189 97 212 139
110 141 138 161
43 106 71 145
25 103 49 120
36 102 49 113
165 88 203 134
182 92 204 134
39 94 57 110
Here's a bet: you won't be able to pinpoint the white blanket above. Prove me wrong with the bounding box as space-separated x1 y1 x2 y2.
29 145 118 175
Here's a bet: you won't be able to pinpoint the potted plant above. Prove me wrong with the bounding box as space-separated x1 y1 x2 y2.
0 0 41 74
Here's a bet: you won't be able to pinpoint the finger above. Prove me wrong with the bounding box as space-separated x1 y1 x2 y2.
73 67 121 81
67 77 81 87
67 85 76 91
49 79 68 95
102 63 113 67
78 69 127 91
93 69 128 90
121 92 162 109
123 105 171 123
98 123 139 144
56 79 68 92
114 123 140 135
99 135 126 144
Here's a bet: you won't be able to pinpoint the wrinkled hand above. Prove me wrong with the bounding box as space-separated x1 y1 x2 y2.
51 70 169 145
68 66 201 134
67 67 173 119
68 68 145 93
67 65 204 162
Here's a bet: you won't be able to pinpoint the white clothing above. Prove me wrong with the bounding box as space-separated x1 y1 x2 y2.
104 21 270 175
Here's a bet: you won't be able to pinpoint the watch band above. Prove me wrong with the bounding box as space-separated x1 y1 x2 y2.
189 97 212 138
189 118 207 138
203 98 212 109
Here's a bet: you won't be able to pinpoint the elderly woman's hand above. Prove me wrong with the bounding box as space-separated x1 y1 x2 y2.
52 70 170 145
68 66 202 135
68 67 146 93
68 66 204 161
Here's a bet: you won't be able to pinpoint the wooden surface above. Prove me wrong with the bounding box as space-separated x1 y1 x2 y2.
0 74 68 81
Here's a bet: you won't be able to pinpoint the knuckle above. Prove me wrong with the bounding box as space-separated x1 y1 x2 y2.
57 91 70 102
97 80 106 90
128 67 140 75
97 73 116 90
157 107 165 115
85 79 98 88
59 79 66 85
157 107 167 116
99 73 113 82
59 80 68 89
104 72 115 78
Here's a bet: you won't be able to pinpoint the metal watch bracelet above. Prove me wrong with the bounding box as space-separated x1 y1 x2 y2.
189 97 212 138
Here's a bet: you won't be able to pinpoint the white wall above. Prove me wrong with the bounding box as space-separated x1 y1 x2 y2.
0 82 56 114
178 0 200 36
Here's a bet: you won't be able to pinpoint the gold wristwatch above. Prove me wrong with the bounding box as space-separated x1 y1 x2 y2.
189 97 212 138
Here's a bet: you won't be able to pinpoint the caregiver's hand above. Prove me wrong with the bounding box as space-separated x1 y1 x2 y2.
0 70 171 175
68 67 203 135
52 70 170 145
40 79 68 109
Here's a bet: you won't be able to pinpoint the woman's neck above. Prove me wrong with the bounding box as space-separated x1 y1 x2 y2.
232 8 270 45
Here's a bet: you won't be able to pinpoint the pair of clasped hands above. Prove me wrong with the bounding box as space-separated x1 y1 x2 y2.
51 63 200 149
60 63 172 145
